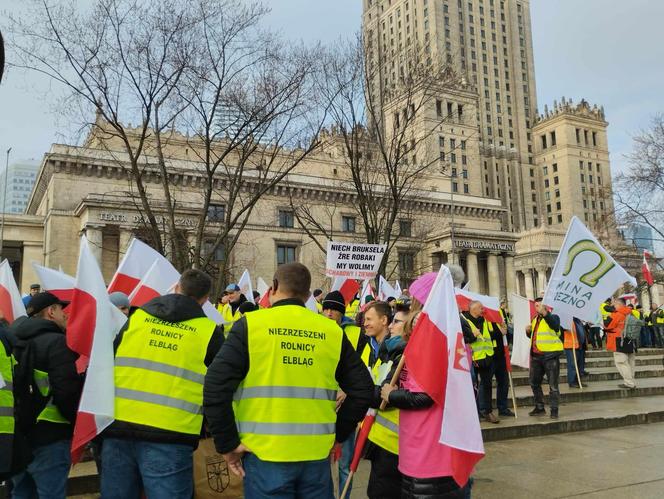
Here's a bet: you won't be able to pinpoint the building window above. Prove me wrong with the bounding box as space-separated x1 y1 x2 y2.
399 220 412 237
554 176 559 185
398 251 415 277
207 204 226 222
550 131 556 146
203 241 225 262
576 128 581 144
553 163 558 173
557 214 563 223
277 245 297 265
463 184 469 193
452 182 459 193
342 216 356 233
543 166 548 175
592 131 597 147
541 135 547 149
278 210 294 228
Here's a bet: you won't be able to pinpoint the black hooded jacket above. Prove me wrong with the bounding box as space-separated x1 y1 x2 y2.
105 294 224 447
11 317 82 447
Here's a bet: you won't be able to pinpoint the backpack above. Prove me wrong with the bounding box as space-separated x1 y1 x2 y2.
12 339 49 434
623 314 643 346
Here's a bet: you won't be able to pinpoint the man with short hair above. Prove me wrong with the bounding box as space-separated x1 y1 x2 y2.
461 300 499 424
605 297 637 389
363 301 392 368
204 263 373 498
11 292 81 499
109 291 130 316
313 288 324 313
526 298 563 419
101 269 223 499
21 283 41 307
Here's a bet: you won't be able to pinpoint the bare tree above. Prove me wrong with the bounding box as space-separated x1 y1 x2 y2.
615 114 664 243
7 0 326 290
300 35 471 277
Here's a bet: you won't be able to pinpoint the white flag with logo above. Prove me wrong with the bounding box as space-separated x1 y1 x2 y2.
543 216 636 330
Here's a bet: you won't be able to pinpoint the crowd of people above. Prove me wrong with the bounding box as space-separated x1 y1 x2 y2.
0 264 663 499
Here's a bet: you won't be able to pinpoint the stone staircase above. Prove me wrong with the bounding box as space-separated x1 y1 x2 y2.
482 348 664 442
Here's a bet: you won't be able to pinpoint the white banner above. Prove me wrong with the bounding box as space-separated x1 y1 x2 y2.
543 216 637 330
325 241 386 280
509 293 532 369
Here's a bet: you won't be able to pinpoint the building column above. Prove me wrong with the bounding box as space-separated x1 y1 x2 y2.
641 287 651 311
504 255 516 298
466 250 480 292
487 252 500 298
652 284 662 308
85 225 104 264
118 229 133 261
448 249 459 265
524 269 534 300
536 267 548 297
21 242 44 293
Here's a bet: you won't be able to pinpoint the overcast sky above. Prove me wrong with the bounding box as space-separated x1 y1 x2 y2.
1 0 663 175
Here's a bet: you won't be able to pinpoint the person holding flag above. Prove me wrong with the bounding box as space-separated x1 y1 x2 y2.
100 269 223 498
203 263 373 498
525 298 563 419
460 301 499 424
487 317 514 418
218 283 246 327
11 292 82 499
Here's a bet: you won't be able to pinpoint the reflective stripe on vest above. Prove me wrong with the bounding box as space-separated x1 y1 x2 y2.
368 407 399 454
114 308 215 435
470 320 494 361
343 325 362 351
0 350 14 434
234 305 342 462
531 317 563 352
33 369 68 424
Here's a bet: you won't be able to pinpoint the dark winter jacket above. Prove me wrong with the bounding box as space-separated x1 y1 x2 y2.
11 317 82 448
105 294 224 447
203 298 374 454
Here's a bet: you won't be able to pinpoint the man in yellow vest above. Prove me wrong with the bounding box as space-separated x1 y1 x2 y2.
101 269 223 498
526 297 563 419
0 326 16 480
218 283 246 329
203 263 373 498
11 292 81 498
321 290 368 498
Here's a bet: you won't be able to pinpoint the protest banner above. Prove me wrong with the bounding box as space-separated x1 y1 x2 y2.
325 241 386 280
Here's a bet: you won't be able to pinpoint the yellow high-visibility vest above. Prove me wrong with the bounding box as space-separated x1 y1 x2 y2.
530 316 564 352
114 308 216 435
368 406 399 454
0 345 15 434
233 305 342 462
219 303 242 332
469 320 494 361
33 368 68 424
600 302 612 321
343 324 362 351
346 299 360 319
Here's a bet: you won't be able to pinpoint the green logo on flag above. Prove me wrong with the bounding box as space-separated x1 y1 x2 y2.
562 239 615 287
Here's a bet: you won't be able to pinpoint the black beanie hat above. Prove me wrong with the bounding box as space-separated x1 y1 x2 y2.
322 290 346 315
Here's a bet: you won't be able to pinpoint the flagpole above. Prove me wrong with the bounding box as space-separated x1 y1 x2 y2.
507 370 518 418
338 354 406 499
571 320 583 392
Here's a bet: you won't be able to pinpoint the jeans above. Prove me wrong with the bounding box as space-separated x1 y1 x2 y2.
565 349 584 386
529 355 560 411
653 326 664 347
476 363 494 414
492 356 510 413
243 452 333 499
11 439 71 499
100 438 193 499
613 352 636 388
338 432 355 499
640 326 652 348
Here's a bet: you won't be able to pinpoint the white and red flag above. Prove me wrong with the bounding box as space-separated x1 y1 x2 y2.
404 265 484 486
509 293 537 369
256 277 271 308
128 259 179 308
67 236 127 461
377 276 398 302
643 250 654 286
33 263 75 302
238 269 255 304
454 288 502 324
332 276 361 305
0 259 27 323
108 238 179 295
359 279 375 309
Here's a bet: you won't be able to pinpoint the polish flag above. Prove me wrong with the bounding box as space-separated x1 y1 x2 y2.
128 259 179 308
377 276 398 302
332 277 360 305
405 265 484 486
108 238 179 295
238 269 255 304
256 277 271 308
33 263 75 302
509 293 537 369
454 288 503 324
67 237 127 462
359 280 375 310
0 259 27 324
394 280 402 296
643 250 654 286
